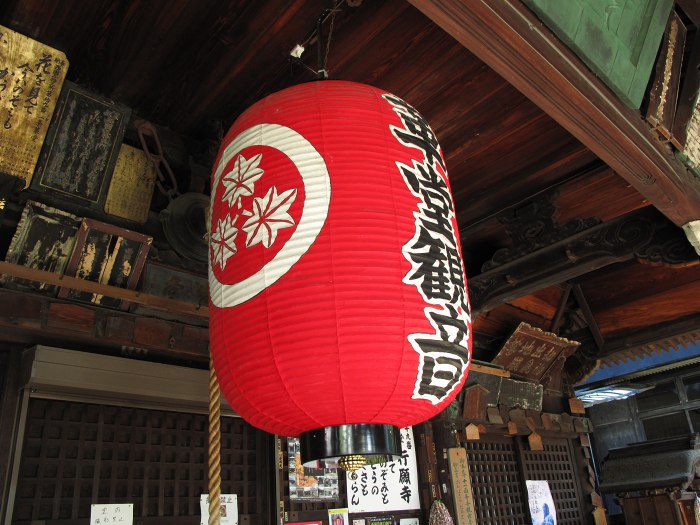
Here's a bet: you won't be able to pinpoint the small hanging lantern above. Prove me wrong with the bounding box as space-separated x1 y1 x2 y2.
209 80 471 466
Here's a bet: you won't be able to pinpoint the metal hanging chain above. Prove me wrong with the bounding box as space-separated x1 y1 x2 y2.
323 4 340 73
136 119 179 200
208 356 222 525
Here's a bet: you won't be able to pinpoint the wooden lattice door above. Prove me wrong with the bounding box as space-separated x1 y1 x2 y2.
464 436 529 524
463 435 587 525
11 398 273 525
517 437 587 525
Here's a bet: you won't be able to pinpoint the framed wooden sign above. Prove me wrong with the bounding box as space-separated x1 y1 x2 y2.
0 25 68 187
58 218 152 310
31 81 130 210
104 144 157 223
1 201 80 295
492 322 579 382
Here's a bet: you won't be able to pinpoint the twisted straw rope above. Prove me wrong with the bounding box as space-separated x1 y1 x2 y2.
208 356 222 525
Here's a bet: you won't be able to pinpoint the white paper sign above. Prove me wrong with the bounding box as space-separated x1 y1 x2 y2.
90 503 133 525
526 480 557 525
347 427 420 512
200 494 239 525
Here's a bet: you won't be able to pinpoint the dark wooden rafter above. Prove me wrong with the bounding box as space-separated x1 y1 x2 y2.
469 205 698 313
549 283 571 334
570 284 604 351
408 0 700 228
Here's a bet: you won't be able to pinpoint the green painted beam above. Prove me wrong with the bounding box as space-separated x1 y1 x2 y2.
523 0 673 108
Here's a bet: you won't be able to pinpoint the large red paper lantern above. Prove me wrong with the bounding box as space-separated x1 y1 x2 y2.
209 80 471 463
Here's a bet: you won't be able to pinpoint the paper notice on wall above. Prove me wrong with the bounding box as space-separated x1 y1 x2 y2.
90 503 133 525
200 494 238 525
347 427 420 512
526 480 557 525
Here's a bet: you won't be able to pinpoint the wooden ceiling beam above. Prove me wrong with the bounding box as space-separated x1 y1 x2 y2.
408 0 700 229
0 261 208 319
571 284 605 351
0 288 209 364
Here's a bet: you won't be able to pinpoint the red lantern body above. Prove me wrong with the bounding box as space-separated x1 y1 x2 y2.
209 81 471 443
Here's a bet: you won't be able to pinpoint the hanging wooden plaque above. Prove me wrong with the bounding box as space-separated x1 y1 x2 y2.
57 219 152 310
528 431 544 451
646 11 687 141
569 397 586 415
492 322 579 382
447 448 477 525
31 81 130 210
0 25 68 187
1 201 80 295
464 424 480 441
462 384 488 421
104 144 157 223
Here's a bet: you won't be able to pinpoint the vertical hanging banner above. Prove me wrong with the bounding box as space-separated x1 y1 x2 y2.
526 481 557 525
447 448 477 525
347 428 420 512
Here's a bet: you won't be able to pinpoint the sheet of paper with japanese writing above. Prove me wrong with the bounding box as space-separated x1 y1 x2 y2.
200 494 238 525
526 480 557 525
89 503 133 525
0 25 67 187
347 427 420 512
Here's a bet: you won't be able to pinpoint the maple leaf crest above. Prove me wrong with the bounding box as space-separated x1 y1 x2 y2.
242 186 297 248
210 215 239 270
221 153 264 208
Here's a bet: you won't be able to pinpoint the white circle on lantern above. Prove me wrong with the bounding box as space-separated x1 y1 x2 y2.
209 123 331 308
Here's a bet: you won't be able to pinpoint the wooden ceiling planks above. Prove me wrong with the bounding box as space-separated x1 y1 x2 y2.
507 287 564 322
592 284 700 339
579 260 700 314
554 166 648 225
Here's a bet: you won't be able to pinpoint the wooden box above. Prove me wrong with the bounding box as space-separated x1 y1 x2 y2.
0 25 68 187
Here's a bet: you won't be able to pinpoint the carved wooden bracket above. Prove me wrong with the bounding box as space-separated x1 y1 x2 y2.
469 206 698 313
482 190 600 272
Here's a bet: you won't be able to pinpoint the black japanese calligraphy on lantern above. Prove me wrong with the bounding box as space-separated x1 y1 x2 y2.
383 94 471 405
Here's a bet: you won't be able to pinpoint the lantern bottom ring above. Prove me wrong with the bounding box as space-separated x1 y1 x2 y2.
299 423 401 466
